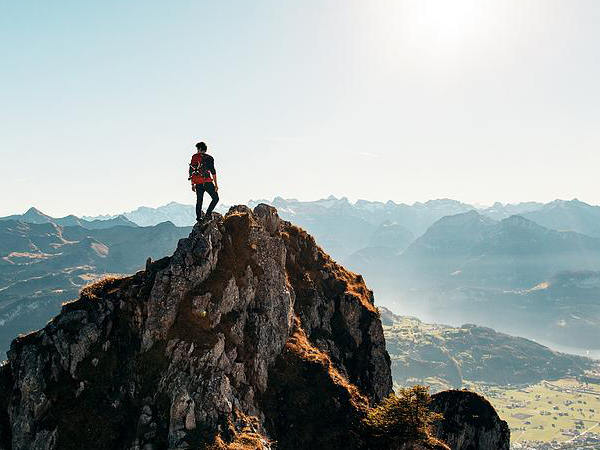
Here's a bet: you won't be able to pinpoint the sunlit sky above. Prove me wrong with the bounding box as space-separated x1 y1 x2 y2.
1 1 599 217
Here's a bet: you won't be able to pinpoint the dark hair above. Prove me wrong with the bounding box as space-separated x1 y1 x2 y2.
195 142 207 152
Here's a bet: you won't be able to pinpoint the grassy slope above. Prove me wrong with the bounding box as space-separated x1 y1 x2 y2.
382 308 594 389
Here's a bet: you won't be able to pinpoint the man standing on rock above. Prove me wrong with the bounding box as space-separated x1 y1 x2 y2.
189 141 219 222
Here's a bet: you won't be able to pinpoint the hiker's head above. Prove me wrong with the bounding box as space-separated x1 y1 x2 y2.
196 142 207 153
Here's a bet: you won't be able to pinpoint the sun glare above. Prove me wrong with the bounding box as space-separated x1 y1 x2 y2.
407 0 494 47
365 0 504 69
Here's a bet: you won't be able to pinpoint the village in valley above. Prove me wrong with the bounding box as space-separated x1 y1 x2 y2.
471 375 600 449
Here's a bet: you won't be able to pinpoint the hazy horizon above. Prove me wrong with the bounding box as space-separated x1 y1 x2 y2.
2 1 599 217
3 194 597 220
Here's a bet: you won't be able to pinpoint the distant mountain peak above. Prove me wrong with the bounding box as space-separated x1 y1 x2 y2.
547 198 590 208
434 209 487 224
424 198 470 207
23 207 48 218
19 207 53 224
501 214 536 225
497 215 554 235
273 196 287 203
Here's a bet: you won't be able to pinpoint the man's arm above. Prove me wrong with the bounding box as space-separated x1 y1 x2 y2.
189 158 196 190
209 156 218 191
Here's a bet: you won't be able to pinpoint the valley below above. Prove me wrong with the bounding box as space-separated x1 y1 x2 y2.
380 307 600 448
477 379 600 447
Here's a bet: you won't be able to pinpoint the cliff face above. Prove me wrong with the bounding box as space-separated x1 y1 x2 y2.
430 390 510 450
0 205 392 450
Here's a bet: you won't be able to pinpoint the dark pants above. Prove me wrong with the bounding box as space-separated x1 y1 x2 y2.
196 182 219 220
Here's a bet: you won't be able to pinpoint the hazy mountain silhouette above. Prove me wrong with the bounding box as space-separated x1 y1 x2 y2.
85 201 230 227
520 198 600 238
480 201 544 220
368 221 415 249
245 196 475 260
344 222 415 277
399 212 600 288
81 197 600 263
342 211 600 350
0 207 137 229
118 201 198 227
83 197 474 260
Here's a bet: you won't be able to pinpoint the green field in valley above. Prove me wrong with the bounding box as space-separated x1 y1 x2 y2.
466 378 600 443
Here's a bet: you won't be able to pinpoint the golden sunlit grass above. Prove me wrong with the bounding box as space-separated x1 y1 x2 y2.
206 410 271 450
208 432 268 450
286 317 370 412
79 275 124 301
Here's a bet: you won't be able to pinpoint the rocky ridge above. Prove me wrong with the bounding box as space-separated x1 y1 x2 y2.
0 205 508 449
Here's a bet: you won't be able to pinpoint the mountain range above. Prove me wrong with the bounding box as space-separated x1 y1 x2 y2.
346 211 600 351
83 201 231 227
2 197 600 354
399 211 600 288
520 199 600 238
71 197 477 261
0 219 190 356
1 207 137 229
80 196 600 261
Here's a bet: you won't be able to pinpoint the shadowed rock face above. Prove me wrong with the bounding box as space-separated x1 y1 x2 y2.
430 390 510 450
0 205 393 450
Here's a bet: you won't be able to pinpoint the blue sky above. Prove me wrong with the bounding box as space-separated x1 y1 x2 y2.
1 1 599 217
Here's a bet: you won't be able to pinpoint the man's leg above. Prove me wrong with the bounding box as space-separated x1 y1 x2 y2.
196 184 206 221
204 182 220 217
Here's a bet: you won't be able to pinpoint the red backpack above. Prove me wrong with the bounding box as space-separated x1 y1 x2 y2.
189 153 213 184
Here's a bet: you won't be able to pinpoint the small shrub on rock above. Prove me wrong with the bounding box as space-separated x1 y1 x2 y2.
363 385 443 444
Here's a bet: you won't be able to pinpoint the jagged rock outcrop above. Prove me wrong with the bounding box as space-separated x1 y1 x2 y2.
0 205 393 450
430 390 510 450
0 205 509 450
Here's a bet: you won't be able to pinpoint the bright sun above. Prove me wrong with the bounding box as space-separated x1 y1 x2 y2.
405 0 495 46
364 0 504 67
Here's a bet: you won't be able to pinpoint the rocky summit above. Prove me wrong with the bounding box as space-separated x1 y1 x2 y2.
0 205 508 449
